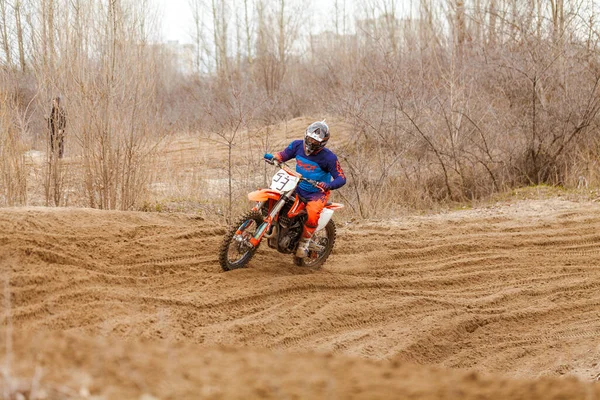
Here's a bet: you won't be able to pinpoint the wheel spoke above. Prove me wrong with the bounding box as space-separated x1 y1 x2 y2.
303 231 328 267
226 220 256 264
219 211 265 271
293 220 336 269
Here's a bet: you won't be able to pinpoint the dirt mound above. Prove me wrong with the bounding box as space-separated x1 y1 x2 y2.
160 116 353 169
0 200 599 398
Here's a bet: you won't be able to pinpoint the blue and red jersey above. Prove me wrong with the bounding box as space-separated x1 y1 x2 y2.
276 140 346 195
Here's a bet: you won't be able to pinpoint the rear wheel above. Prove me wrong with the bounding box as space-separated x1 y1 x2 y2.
293 219 336 268
219 211 264 271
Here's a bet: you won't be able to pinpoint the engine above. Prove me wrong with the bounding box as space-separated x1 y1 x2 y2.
266 200 305 253
278 219 303 252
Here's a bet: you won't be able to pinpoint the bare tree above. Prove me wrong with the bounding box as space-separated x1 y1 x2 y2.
0 76 27 206
254 0 303 95
189 0 208 74
13 0 26 71
0 0 12 66
0 0 599 218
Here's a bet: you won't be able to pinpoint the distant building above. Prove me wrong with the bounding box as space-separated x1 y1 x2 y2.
356 14 423 50
308 30 357 57
310 31 338 52
164 40 196 75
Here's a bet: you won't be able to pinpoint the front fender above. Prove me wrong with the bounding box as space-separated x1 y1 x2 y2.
248 189 282 202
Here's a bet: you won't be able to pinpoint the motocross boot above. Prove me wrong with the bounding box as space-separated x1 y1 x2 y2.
296 237 311 258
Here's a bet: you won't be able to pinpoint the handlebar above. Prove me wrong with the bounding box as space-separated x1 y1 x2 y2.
264 158 277 166
264 157 324 191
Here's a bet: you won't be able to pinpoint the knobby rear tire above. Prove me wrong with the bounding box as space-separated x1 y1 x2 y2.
219 211 264 271
293 219 337 268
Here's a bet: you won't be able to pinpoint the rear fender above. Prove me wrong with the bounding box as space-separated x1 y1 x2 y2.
316 203 344 231
325 203 344 210
316 208 334 232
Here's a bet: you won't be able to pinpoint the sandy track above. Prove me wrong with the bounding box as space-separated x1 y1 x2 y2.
2 331 598 400
1 200 600 398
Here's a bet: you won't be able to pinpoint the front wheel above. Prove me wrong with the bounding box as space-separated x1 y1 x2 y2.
293 219 337 268
219 211 264 271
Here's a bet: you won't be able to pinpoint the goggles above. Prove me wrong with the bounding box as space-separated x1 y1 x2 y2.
305 136 321 148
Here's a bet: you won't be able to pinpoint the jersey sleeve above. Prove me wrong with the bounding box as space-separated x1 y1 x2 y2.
327 154 347 190
275 140 300 162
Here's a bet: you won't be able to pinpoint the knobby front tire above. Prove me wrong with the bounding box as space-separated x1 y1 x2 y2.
219 211 264 271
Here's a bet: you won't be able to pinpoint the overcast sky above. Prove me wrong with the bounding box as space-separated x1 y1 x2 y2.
158 0 337 44
158 0 194 43
156 0 419 44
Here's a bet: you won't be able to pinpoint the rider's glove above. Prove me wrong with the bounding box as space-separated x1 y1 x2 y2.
264 153 274 160
317 182 330 192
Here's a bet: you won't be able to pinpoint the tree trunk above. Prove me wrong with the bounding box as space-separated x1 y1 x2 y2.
48 0 55 69
455 0 465 60
244 0 252 64
14 0 26 71
488 0 496 47
278 0 286 88
0 0 12 67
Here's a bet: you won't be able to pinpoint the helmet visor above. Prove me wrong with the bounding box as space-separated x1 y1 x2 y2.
307 127 326 141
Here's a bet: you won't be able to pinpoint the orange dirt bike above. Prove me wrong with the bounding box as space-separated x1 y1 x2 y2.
219 158 344 271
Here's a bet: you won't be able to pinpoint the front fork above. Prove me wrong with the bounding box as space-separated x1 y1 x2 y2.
249 197 288 247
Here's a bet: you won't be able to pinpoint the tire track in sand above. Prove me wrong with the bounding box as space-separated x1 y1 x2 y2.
1 201 600 380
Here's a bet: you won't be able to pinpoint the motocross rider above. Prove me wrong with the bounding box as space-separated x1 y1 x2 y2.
264 121 346 258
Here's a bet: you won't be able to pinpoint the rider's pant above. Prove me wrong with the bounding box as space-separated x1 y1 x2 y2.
301 190 330 239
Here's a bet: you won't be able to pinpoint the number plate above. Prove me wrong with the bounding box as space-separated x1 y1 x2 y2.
270 169 299 192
